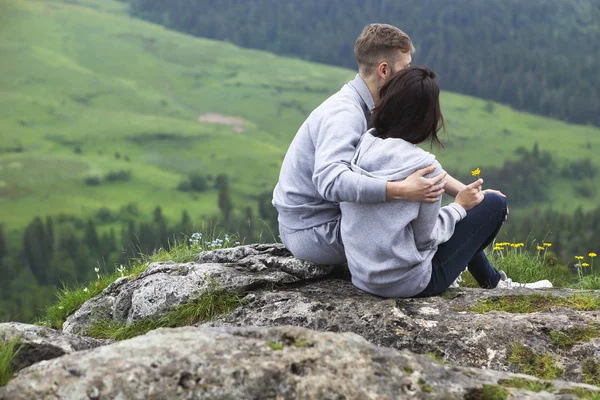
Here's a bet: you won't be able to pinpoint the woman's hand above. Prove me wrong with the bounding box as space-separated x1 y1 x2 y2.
455 179 485 211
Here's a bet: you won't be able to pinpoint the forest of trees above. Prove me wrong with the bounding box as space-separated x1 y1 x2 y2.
0 175 279 323
128 0 600 127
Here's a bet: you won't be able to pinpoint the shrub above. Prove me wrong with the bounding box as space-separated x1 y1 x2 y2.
84 176 101 186
105 169 131 183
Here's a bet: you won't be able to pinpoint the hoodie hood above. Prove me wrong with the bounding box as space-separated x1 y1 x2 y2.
351 129 441 181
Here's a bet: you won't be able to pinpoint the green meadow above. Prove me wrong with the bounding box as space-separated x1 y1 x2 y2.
1 0 600 240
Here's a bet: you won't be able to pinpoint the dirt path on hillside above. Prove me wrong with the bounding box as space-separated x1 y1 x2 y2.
198 113 247 133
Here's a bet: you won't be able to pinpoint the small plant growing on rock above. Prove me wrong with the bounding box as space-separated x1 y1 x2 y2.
268 341 284 351
498 377 554 392
464 384 509 400
293 339 311 348
0 337 22 386
549 325 600 349
508 343 562 380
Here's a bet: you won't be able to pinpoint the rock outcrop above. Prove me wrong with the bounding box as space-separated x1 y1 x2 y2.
63 244 335 335
0 322 108 371
203 279 600 385
5 244 598 397
2 325 597 400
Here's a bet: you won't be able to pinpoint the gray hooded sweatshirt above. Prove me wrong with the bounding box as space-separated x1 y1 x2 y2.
340 130 467 298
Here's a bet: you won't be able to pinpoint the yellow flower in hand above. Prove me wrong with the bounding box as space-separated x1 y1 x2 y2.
471 168 481 177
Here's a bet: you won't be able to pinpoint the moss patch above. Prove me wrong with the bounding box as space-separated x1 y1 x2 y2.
425 350 445 364
508 344 562 379
498 377 554 392
0 337 22 386
468 293 600 314
403 366 414 374
88 288 243 341
267 341 284 351
293 339 311 348
464 384 509 400
582 358 600 386
418 378 433 393
550 325 600 349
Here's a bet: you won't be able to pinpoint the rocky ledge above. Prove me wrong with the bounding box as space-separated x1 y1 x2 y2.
2 325 599 399
1 244 599 398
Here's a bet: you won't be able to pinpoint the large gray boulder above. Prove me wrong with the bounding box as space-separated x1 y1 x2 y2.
63 244 335 335
204 279 600 386
2 325 597 399
0 322 108 371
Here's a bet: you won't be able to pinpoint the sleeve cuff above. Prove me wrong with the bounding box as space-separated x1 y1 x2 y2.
448 203 467 220
360 174 388 203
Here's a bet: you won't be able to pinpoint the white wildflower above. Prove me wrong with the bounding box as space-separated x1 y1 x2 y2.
83 287 88 292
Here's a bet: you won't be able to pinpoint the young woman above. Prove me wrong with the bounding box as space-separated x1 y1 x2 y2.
340 66 550 298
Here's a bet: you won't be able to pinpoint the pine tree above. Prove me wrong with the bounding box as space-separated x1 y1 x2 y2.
153 206 168 249
217 176 233 223
83 219 100 256
0 224 6 261
23 217 48 284
45 216 55 260
180 210 192 236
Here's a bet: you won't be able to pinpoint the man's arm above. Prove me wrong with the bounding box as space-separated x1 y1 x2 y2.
443 174 466 198
386 166 448 203
312 107 387 203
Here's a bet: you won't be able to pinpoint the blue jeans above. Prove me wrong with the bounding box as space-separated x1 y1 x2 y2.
415 193 507 297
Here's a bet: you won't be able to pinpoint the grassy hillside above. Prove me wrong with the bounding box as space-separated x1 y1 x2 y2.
1 0 600 239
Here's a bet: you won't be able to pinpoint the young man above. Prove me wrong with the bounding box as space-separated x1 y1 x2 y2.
272 23 466 265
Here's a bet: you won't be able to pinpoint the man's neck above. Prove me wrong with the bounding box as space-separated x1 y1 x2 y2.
360 73 381 106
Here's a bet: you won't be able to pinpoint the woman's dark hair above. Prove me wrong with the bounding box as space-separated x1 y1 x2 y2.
370 66 446 147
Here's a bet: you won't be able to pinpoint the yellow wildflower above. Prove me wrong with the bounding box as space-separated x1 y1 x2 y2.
510 243 517 248
494 247 504 251
575 256 584 260
516 243 525 247
543 243 552 247
471 168 481 177
582 263 590 267
536 246 544 251
589 252 597 258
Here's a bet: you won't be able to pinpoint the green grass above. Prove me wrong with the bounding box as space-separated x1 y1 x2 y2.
87 286 243 341
582 358 600 386
572 275 600 290
550 325 600 349
472 293 600 313
508 344 562 380
468 293 600 314
2 0 600 238
458 244 573 289
558 388 600 400
0 337 21 386
36 231 241 329
498 377 554 392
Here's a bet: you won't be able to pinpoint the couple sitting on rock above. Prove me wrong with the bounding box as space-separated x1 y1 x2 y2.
272 23 552 298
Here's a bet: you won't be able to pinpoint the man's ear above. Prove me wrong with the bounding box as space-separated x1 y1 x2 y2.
377 62 390 81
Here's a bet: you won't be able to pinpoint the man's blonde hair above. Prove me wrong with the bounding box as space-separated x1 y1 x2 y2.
354 23 415 76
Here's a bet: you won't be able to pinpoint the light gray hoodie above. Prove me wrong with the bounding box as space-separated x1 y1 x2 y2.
340 130 467 298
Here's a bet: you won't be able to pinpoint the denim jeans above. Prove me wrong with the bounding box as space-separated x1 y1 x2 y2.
415 193 507 297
